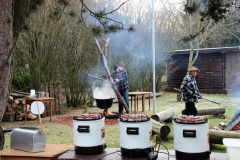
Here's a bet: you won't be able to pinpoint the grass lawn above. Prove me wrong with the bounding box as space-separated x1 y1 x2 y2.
1 92 240 153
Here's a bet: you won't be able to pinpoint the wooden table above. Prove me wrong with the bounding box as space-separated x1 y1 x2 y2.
25 98 54 122
128 92 152 113
0 144 73 160
58 148 228 160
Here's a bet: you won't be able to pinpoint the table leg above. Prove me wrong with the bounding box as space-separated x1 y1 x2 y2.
131 96 133 112
24 102 27 123
149 94 151 111
137 96 138 111
37 115 40 123
142 95 145 112
134 95 136 114
50 100 52 122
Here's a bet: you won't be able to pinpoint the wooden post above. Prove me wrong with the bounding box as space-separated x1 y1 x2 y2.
151 108 175 122
149 94 151 111
137 96 138 111
45 83 50 116
39 83 46 117
57 81 64 115
49 83 55 115
142 95 145 112
54 82 59 115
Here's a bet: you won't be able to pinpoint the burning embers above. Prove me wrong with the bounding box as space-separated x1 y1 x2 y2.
103 109 112 116
74 113 102 120
120 114 150 122
175 115 207 124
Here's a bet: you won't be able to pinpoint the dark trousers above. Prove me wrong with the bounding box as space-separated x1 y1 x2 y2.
117 89 129 114
182 102 198 116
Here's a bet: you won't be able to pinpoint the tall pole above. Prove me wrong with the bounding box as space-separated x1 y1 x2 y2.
152 0 156 114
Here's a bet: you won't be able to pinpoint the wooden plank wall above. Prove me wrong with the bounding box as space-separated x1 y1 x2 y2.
195 53 223 89
167 53 225 94
167 54 188 89
39 82 64 116
225 52 240 91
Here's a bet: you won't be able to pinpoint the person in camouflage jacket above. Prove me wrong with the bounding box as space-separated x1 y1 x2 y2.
180 66 202 116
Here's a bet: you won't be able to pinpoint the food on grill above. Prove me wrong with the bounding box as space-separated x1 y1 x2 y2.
121 114 150 122
75 113 102 120
175 115 207 123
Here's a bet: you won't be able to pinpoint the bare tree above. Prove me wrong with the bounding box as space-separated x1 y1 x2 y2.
0 0 13 121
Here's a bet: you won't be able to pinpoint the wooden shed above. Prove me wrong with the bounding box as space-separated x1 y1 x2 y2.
167 46 240 94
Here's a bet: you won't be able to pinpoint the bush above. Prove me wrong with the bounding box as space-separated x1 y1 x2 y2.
11 72 31 92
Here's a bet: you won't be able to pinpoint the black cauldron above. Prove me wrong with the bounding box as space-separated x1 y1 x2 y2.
95 99 113 109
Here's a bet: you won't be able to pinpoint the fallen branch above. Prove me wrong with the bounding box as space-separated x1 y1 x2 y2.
151 108 175 123
152 119 171 137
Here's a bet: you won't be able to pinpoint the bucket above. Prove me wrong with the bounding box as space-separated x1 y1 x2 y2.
223 138 240 160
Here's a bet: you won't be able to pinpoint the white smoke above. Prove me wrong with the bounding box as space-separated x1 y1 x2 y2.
93 81 116 99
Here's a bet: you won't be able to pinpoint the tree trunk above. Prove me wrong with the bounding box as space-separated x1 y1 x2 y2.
152 119 171 137
209 130 240 145
197 107 225 116
151 108 175 122
0 0 13 122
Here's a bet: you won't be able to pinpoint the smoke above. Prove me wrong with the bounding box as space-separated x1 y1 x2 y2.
93 81 116 99
82 0 178 91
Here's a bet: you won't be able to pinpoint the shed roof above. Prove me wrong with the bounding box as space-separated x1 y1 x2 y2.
171 46 240 55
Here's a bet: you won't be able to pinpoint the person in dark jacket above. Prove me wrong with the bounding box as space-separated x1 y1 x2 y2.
180 66 202 116
112 65 129 114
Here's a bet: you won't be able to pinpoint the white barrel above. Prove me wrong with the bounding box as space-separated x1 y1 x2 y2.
173 121 209 153
119 119 152 149
73 117 105 147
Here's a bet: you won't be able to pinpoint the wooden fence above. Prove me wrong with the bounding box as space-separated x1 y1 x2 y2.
39 81 64 117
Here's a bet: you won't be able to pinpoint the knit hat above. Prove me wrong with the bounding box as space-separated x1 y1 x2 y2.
113 65 119 71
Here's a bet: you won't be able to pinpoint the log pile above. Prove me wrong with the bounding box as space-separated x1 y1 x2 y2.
2 92 37 122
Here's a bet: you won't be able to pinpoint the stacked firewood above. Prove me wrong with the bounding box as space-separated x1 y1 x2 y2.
2 91 37 122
